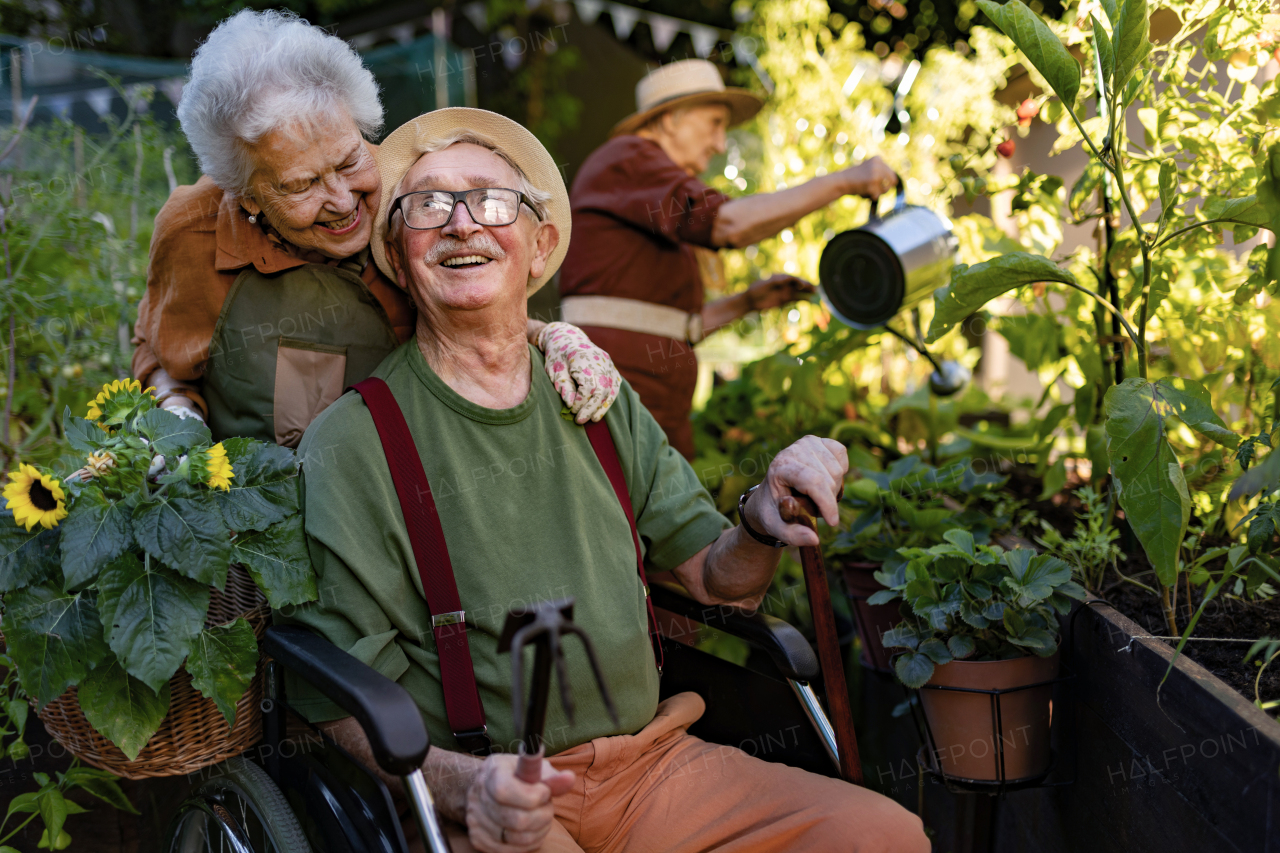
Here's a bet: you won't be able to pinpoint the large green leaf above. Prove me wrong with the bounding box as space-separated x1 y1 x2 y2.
133 409 212 458
926 253 1076 343
58 487 133 590
1092 15 1114 92
1112 0 1152 95
0 515 60 592
213 439 299 532
62 408 107 454
96 552 209 693
230 515 316 607
2 585 110 708
186 618 259 727
77 655 169 760
1153 377 1238 449
1202 195 1272 229
1103 378 1192 585
132 495 232 587
977 0 1080 109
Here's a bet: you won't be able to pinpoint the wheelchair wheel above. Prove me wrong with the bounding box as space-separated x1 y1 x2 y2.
165 756 313 853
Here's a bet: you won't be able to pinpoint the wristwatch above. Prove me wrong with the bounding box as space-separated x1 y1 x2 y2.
738 483 786 548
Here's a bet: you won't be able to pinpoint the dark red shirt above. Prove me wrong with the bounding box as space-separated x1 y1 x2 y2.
558 136 730 459
560 135 729 313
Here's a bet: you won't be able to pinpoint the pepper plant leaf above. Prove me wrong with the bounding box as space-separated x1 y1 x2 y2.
132 494 232 587
96 552 209 693
230 515 316 607
926 252 1077 343
77 655 169 761
212 439 299 532
133 409 212 458
1153 377 1238 448
1112 0 1152 96
1201 195 1272 229
976 0 1080 110
186 618 259 727
1103 378 1192 586
0 515 60 592
58 486 133 590
2 585 110 708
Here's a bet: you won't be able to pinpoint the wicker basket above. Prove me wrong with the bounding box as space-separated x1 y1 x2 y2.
35 565 271 780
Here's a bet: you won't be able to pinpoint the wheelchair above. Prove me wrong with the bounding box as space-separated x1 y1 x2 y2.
164 582 844 853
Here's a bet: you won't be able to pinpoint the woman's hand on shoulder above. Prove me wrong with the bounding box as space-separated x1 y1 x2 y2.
535 322 622 424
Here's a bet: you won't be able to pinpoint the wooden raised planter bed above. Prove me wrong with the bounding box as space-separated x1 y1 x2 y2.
854 597 1280 853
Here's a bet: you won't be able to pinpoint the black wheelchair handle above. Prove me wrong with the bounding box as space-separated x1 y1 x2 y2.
265 625 430 777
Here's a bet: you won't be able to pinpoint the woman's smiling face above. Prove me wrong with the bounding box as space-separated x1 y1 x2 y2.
242 109 380 260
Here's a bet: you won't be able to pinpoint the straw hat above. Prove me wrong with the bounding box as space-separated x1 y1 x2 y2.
371 108 571 295
611 59 764 137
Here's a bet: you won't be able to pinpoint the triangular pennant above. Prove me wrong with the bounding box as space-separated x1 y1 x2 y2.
462 2 488 30
574 0 604 24
610 4 641 40
689 24 718 58
159 77 185 108
45 94 72 119
85 88 113 118
647 14 680 52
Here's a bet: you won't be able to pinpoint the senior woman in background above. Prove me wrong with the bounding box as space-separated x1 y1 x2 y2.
132 10 619 447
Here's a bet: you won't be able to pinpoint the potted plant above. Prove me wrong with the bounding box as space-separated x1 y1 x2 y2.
0 380 316 776
832 454 1014 671
876 530 1087 781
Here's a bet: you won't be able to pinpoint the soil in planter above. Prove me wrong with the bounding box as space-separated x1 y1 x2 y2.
987 466 1280 718
1106 581 1280 719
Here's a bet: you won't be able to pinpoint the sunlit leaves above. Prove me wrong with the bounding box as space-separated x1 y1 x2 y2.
977 0 1080 110
927 253 1077 343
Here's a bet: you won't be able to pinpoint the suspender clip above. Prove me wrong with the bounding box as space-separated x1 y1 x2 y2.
433 611 465 628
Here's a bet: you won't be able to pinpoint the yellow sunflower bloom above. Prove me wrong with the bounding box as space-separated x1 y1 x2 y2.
204 443 235 491
85 379 156 426
3 464 69 531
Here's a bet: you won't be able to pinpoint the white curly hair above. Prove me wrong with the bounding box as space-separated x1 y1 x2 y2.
177 9 383 196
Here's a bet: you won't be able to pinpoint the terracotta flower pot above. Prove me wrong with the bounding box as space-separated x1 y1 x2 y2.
919 651 1059 783
841 561 900 673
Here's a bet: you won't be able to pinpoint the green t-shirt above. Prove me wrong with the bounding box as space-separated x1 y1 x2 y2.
282 341 731 754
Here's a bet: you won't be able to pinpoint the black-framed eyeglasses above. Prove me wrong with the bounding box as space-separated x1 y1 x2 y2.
388 188 543 230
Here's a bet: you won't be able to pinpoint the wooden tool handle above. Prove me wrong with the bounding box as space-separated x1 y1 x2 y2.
779 493 865 786
515 744 545 784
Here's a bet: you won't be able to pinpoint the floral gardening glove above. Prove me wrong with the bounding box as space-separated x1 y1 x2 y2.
535 322 621 424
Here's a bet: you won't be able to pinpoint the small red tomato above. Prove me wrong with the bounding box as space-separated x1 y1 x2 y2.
1017 98 1039 127
996 138 1016 158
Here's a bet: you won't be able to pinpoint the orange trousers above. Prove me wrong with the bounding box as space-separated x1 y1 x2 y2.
438 692 929 853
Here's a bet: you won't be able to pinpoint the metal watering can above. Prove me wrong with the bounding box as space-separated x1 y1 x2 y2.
818 176 967 395
818 175 958 330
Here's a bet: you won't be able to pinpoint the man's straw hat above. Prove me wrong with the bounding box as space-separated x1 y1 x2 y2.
371 108 571 295
612 59 764 137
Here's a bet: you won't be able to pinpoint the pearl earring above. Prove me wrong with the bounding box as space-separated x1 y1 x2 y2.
248 214 257 224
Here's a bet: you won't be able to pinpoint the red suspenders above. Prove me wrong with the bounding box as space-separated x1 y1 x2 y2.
350 378 661 756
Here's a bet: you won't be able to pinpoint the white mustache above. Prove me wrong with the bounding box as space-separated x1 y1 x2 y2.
424 234 506 266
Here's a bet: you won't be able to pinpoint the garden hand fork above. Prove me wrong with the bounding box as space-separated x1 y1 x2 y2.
499 598 618 783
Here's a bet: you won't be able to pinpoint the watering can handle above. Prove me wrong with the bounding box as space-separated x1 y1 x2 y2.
866 172 907 222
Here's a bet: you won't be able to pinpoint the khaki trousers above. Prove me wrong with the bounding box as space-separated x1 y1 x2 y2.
437 692 929 853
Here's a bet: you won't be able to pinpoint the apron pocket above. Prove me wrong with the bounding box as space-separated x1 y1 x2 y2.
274 338 347 447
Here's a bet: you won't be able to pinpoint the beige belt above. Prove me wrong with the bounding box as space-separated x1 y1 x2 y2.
560 295 704 343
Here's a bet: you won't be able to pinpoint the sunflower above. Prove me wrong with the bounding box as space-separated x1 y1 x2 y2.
85 379 156 427
3 464 68 531
203 443 235 491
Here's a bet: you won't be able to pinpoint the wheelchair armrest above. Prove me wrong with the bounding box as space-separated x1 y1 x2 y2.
264 625 429 777
650 583 820 682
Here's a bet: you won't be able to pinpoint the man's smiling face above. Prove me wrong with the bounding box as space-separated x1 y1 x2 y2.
385 142 558 317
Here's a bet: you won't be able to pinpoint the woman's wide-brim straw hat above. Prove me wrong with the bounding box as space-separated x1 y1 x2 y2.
612 59 764 137
371 108 571 295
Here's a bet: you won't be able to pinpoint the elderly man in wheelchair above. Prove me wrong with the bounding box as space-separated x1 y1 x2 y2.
192 109 929 853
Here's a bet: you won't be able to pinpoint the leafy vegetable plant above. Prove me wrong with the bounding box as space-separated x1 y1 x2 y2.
0 381 316 758
925 0 1279 634
876 530 1088 688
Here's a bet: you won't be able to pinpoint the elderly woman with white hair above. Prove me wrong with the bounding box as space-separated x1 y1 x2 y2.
131 9 618 448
